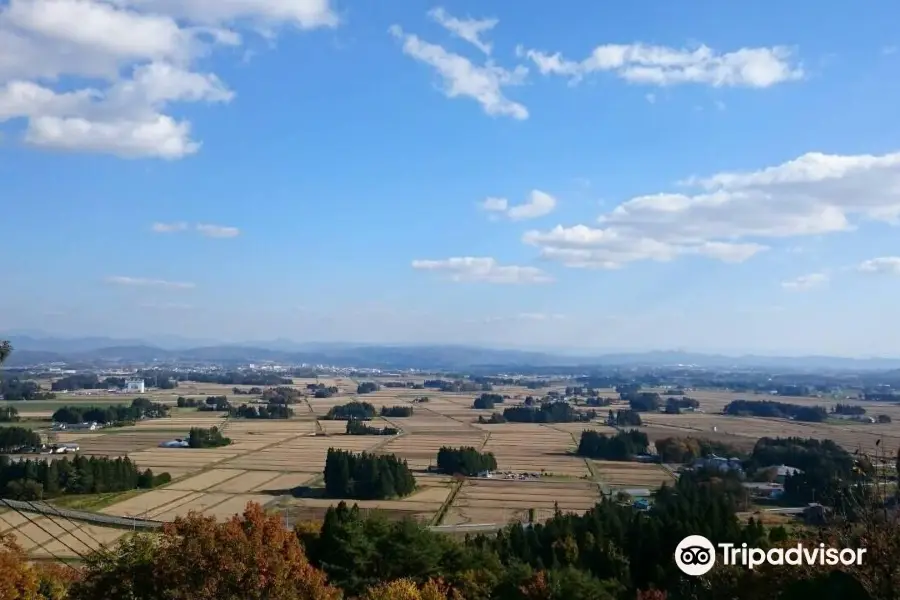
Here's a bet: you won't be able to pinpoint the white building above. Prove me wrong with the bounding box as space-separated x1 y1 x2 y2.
125 378 146 393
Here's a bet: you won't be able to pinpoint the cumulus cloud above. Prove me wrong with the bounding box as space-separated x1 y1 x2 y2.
516 42 803 88
480 190 557 220
781 273 829 291
858 257 900 275
0 0 336 158
427 7 497 55
524 150 900 269
411 257 552 284
196 223 240 237
388 23 528 120
105 276 195 289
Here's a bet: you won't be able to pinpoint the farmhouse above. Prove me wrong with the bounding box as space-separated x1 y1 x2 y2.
691 455 744 475
125 378 146 393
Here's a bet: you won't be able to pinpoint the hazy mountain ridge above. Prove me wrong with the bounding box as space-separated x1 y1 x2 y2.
4 334 900 371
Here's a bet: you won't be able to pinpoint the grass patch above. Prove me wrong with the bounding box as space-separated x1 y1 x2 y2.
48 489 146 512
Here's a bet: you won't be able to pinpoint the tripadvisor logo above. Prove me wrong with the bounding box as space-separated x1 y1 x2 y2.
675 535 866 576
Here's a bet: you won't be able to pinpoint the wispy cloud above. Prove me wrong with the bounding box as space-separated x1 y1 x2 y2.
412 257 552 284
195 223 240 238
427 7 498 55
781 272 829 291
151 222 188 233
388 24 528 120
105 276 196 289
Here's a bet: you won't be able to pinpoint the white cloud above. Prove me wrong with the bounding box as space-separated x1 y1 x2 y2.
525 150 900 269
517 42 803 88
858 257 900 275
388 24 528 120
480 189 557 220
479 196 508 212
411 257 552 284
645 92 656 104
883 46 898 56
196 223 240 237
427 7 497 55
0 0 335 158
105 276 196 289
151 221 188 232
781 272 828 291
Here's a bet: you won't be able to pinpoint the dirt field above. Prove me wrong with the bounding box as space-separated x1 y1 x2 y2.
593 460 677 489
443 478 600 526
0 510 126 559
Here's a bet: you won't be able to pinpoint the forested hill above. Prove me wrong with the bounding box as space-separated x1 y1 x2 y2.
5 334 900 370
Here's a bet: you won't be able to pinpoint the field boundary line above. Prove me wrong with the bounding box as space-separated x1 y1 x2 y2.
431 478 465 527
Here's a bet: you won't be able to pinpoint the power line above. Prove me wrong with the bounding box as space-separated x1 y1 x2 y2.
0 501 82 564
27 500 102 555
0 499 87 561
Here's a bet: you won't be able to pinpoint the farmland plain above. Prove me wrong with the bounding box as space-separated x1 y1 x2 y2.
5 377 900 558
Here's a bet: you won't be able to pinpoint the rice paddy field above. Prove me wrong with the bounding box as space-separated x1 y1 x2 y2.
5 377 900 558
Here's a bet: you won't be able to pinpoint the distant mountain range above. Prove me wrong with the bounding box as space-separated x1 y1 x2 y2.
3 333 900 371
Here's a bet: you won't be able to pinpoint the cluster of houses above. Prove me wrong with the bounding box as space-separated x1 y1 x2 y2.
51 422 103 431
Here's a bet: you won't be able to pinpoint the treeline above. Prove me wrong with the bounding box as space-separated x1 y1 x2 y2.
0 455 170 500
724 399 828 422
50 374 176 391
382 381 420 388
424 379 486 392
198 396 230 411
314 386 340 398
156 370 291 386
473 393 504 409
345 420 398 436
745 437 860 505
623 391 662 411
261 386 301 404
0 377 55 400
832 403 866 415
608 409 642 426
502 402 596 424
0 406 19 422
324 402 375 420
436 446 497 476
0 426 42 453
52 398 169 425
188 426 231 448
323 449 416 500
230 404 292 419
232 386 263 395
576 429 649 461
357 382 380 394
654 436 747 463
300 471 770 599
380 406 413 417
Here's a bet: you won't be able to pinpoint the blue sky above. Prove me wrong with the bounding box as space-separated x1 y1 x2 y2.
2 0 900 356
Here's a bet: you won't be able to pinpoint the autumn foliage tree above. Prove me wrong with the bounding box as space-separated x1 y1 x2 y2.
361 578 457 600
70 503 340 600
0 533 78 599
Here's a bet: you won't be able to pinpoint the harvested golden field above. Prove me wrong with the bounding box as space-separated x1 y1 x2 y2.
277 475 454 524
443 478 600 526
0 511 126 558
380 433 485 469
593 460 676 489
479 424 591 477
